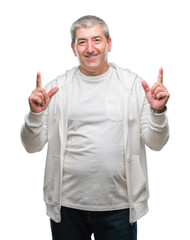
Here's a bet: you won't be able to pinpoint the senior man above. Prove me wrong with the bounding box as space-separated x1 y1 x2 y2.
21 15 169 240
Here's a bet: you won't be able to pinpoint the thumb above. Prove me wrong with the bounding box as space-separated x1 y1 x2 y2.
141 81 150 94
47 87 59 99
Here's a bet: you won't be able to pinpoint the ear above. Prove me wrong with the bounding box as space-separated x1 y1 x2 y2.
108 38 112 52
71 43 77 56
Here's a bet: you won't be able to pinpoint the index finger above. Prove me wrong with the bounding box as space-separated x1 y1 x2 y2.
36 72 42 88
157 67 163 84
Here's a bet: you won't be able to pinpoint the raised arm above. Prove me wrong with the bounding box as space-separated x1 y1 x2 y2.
140 68 170 151
21 73 59 153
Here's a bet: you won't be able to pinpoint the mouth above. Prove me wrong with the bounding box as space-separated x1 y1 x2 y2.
85 53 98 59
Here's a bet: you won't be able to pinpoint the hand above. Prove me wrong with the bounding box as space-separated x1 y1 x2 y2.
141 68 170 111
29 72 59 113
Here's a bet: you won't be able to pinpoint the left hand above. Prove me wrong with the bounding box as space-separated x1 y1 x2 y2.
141 68 170 111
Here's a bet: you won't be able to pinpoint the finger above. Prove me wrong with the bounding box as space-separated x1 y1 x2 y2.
153 86 164 97
30 95 43 106
33 91 45 104
156 91 170 100
36 72 42 89
47 87 59 99
157 67 163 84
141 81 150 94
150 83 159 94
42 89 49 105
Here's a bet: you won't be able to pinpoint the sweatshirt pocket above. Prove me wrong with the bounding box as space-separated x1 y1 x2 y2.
105 97 122 122
126 155 148 203
43 155 62 205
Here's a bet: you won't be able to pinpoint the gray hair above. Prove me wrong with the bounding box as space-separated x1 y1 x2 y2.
70 15 110 45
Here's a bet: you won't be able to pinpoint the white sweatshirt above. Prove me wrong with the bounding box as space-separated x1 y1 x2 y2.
21 63 169 223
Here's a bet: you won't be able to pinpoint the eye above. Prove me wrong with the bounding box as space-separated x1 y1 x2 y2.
94 38 101 43
78 40 86 46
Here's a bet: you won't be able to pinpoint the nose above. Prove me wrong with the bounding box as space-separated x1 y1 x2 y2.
87 40 94 53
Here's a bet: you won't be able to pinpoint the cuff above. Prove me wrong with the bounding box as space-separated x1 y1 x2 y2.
25 111 44 126
149 107 168 126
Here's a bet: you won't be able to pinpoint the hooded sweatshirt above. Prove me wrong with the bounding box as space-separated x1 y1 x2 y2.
21 63 169 223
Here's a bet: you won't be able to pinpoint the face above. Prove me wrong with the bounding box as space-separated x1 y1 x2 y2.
71 24 112 76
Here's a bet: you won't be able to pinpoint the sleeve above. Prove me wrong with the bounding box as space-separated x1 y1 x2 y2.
140 92 169 151
20 76 59 154
20 109 48 153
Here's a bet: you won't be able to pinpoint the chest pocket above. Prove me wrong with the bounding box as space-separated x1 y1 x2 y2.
105 96 122 122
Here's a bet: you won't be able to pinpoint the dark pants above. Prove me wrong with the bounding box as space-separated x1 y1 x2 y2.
50 206 137 240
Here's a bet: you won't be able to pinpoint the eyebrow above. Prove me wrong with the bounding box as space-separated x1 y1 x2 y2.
93 36 102 39
77 36 102 42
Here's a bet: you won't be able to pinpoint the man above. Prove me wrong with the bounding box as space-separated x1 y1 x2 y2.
21 15 170 240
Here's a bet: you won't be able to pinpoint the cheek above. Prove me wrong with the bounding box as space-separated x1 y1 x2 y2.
75 50 86 64
75 46 84 56
102 45 109 57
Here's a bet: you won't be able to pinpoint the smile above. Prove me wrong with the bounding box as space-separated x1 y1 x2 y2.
85 54 98 59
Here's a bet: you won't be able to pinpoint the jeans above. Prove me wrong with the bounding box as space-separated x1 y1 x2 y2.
50 206 137 240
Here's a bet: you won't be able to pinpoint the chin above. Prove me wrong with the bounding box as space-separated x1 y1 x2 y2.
84 63 100 71
80 60 108 75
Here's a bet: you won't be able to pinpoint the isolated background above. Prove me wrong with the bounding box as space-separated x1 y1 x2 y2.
0 0 189 239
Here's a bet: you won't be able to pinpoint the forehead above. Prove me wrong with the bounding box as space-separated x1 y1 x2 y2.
75 24 105 39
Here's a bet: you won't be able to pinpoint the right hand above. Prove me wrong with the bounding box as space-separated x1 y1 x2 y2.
29 72 59 113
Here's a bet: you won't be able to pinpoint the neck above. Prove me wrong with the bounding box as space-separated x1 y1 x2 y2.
79 63 109 76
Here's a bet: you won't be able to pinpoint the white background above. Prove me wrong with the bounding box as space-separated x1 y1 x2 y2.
0 0 190 239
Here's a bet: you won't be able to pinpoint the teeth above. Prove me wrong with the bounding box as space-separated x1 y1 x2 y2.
86 55 97 58
86 54 98 57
